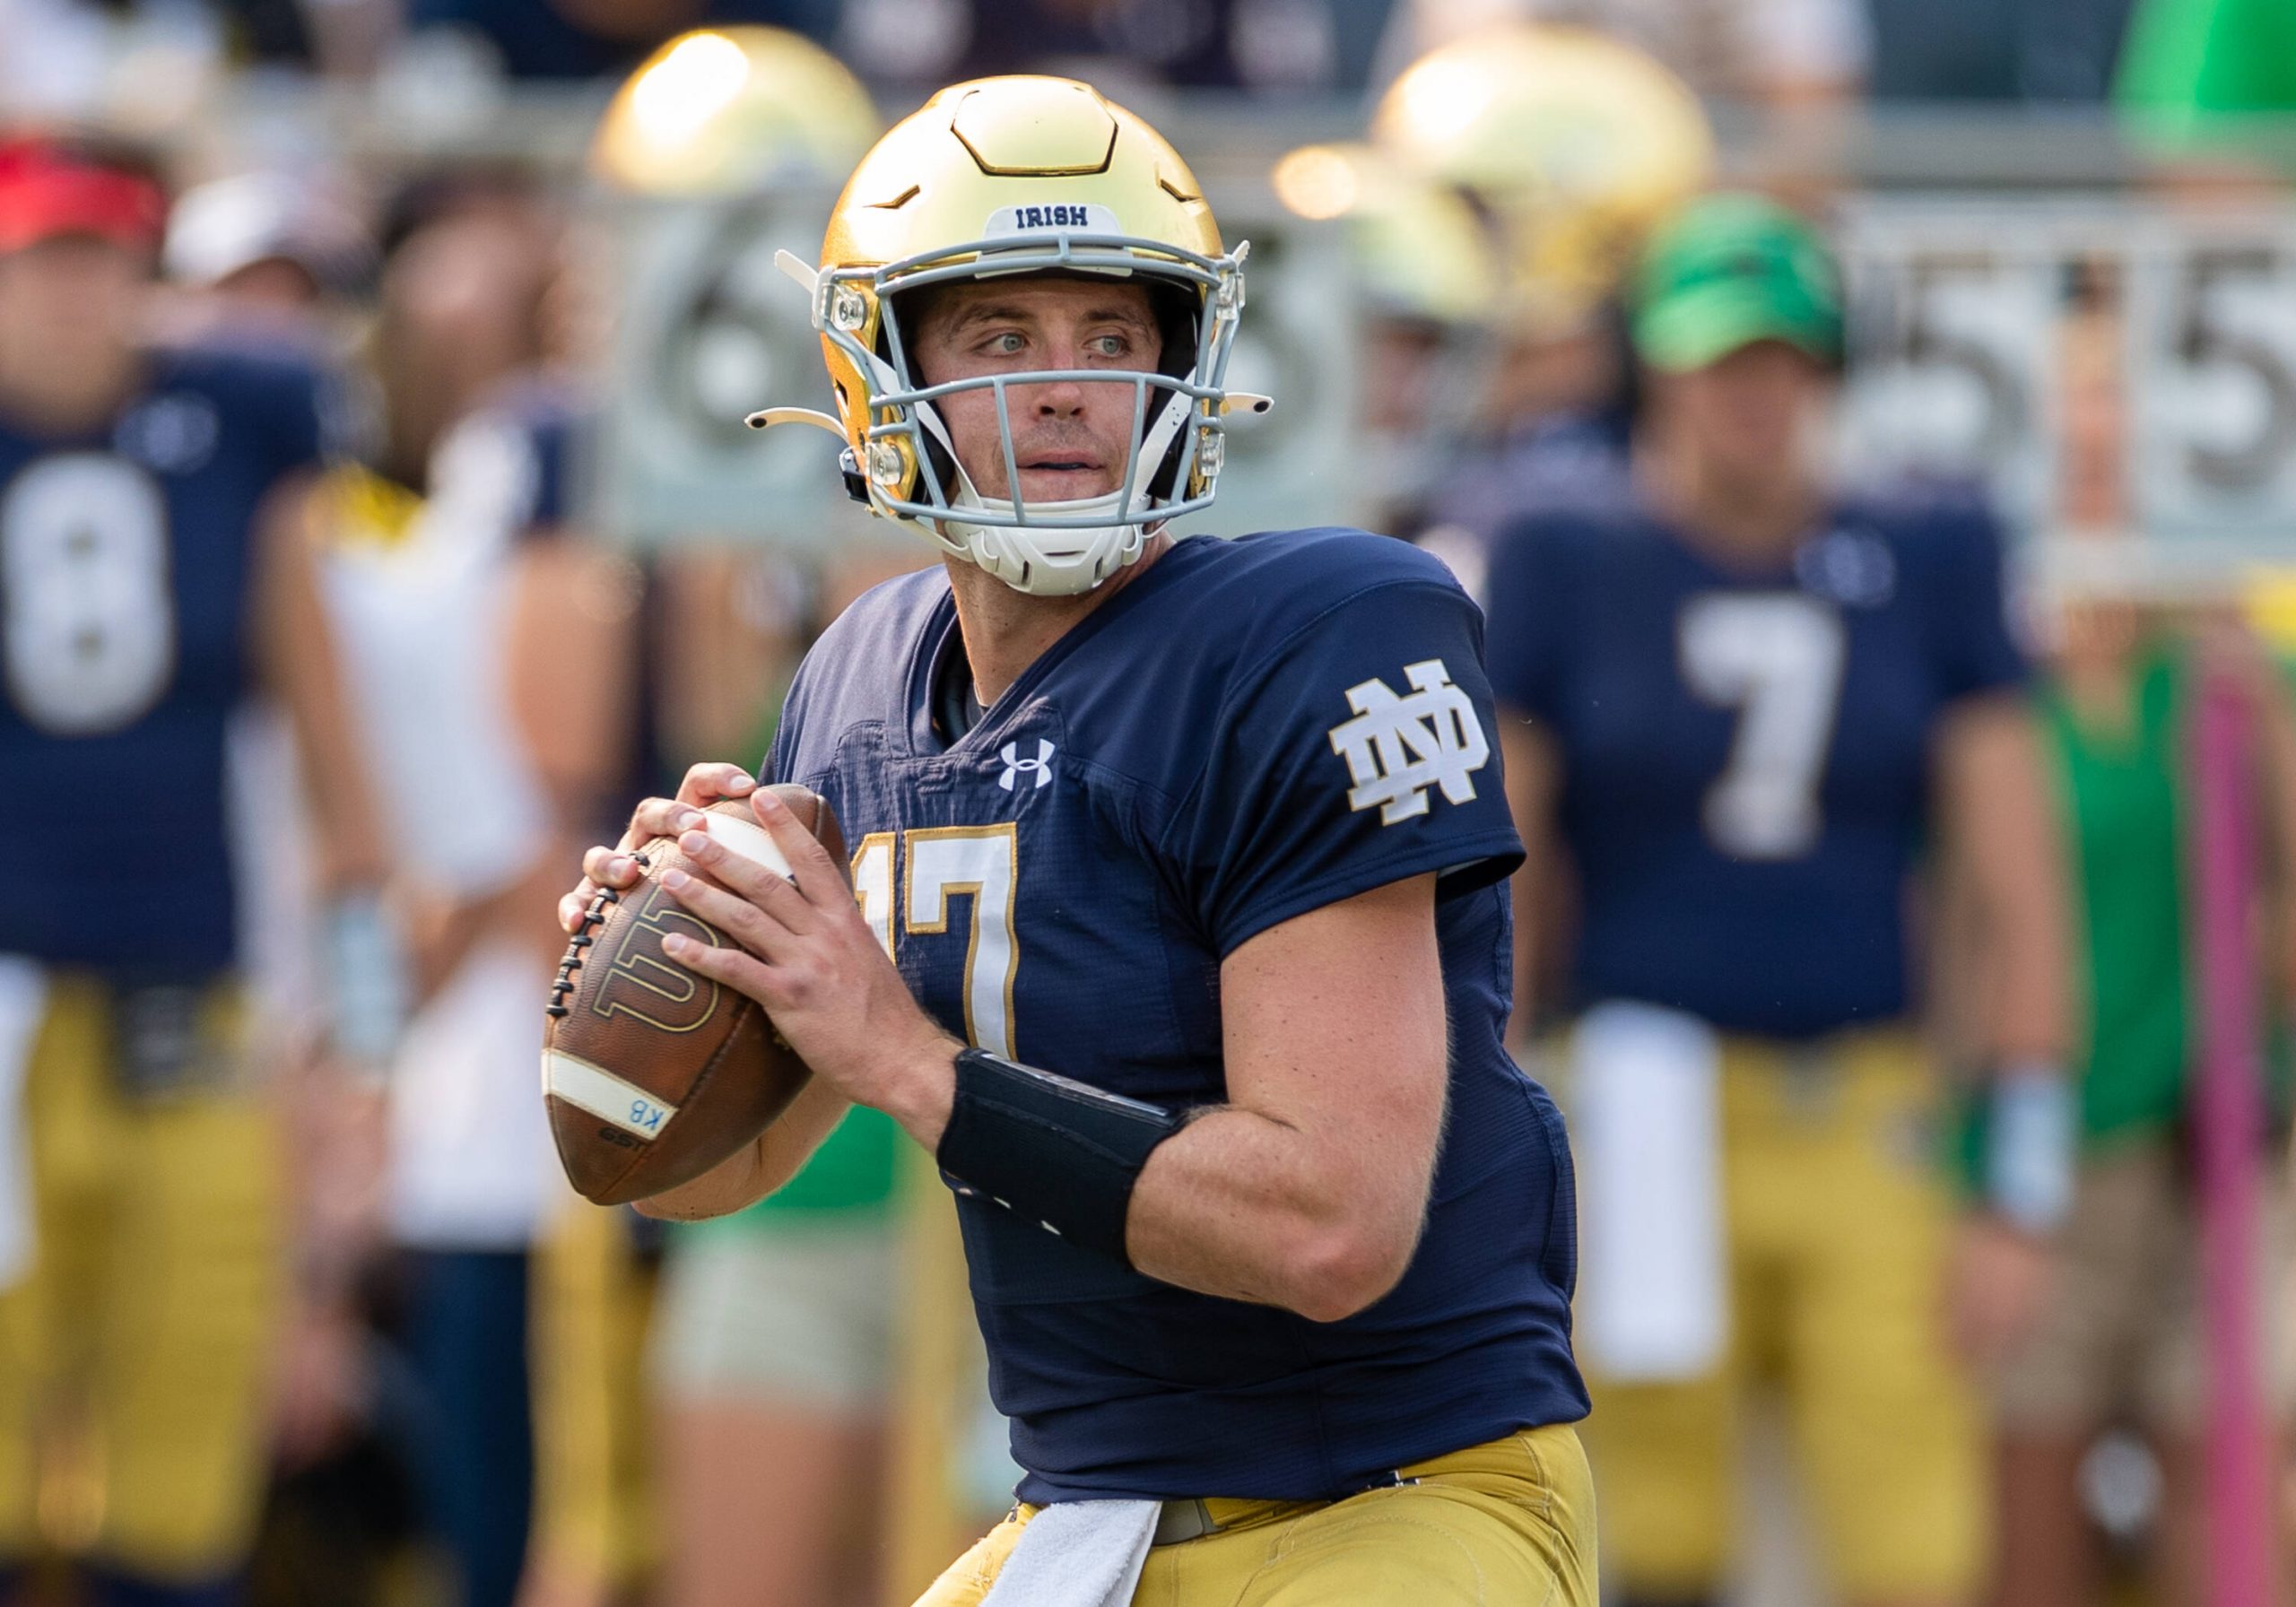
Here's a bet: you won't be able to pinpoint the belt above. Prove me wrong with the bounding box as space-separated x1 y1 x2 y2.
1152 1498 1220 1547
1148 1468 1419 1548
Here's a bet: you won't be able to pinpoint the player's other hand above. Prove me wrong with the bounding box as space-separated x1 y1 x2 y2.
1944 1212 2056 1372
652 786 961 1136
557 761 758 935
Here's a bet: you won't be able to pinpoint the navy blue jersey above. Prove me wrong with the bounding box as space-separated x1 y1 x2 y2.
770 528 1587 1503
0 343 334 977
472 377 581 534
1413 413 1634 605
1483 494 2026 1038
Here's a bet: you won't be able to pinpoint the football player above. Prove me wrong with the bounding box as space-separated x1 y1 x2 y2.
0 137 393 1606
1367 23 1715 590
590 32 941 1607
561 75 1595 1606
317 178 637 1607
1482 193 2073 1607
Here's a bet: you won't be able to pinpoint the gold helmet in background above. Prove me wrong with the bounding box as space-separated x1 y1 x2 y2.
1271 141 1498 327
1270 140 1501 517
1372 22 1715 334
591 26 880 195
749 75 1257 597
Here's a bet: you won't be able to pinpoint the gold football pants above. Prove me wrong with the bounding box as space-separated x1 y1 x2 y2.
0 976 282 1581
1578 1029 1981 1603
913 1424 1597 1607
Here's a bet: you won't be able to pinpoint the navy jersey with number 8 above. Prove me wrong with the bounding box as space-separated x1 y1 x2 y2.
0 343 334 980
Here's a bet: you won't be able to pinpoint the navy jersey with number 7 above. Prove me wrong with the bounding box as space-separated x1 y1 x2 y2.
768 526 1588 1504
1483 492 2028 1038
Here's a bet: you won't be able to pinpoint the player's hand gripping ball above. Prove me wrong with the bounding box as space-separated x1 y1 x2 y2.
543 784 846 1205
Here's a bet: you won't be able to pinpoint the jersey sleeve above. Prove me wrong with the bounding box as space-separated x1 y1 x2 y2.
760 670 803 787
271 357 338 480
1927 504 2029 702
527 409 574 529
1172 578 1525 958
1480 517 1574 722
244 351 365 491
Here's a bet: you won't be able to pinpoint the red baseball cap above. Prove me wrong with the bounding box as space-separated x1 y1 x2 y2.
0 138 167 256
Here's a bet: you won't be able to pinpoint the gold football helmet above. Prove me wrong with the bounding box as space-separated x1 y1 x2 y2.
748 75 1257 596
590 26 879 195
1373 23 1715 333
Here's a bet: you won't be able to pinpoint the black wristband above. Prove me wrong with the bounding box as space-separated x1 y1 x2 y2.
935 1048 1184 1264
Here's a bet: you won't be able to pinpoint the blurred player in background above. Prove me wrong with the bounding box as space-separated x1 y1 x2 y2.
589 30 919 1607
160 169 375 347
1982 288 2296 1607
1997 594 2296 1607
314 171 644 1607
1376 0 1871 111
1484 193 2073 1607
1353 24 1712 588
568 73 1594 1607
0 135 394 1607
1268 137 1507 537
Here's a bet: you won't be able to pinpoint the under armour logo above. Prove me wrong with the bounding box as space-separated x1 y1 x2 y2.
998 738 1057 792
1326 659 1491 825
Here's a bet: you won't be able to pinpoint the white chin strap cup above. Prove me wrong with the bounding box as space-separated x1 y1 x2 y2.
916 383 1196 598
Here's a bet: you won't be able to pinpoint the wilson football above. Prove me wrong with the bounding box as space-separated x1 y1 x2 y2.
542 786 844 1206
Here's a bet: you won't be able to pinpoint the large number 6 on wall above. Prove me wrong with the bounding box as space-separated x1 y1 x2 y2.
849 825 1021 1058
2 454 176 734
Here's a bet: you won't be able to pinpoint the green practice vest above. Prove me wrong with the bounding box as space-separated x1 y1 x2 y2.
2043 645 2291 1147
2045 648 2192 1143
683 1101 902 1235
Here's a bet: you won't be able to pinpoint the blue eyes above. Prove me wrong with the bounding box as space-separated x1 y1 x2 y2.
979 334 1130 359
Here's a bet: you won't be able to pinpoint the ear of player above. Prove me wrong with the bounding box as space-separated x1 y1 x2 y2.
746 74 1268 597
541 786 846 1205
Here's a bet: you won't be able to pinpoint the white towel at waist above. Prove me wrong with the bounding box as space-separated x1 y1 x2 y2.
1571 999 1728 1381
982 1498 1160 1607
0 956 48 1290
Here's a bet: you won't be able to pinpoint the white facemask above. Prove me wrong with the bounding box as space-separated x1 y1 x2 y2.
913 383 1196 596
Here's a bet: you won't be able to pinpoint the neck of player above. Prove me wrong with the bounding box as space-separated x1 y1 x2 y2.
1635 418 1826 565
0 325 139 436
944 529 1174 707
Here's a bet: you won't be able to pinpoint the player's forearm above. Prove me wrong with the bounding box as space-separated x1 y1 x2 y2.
258 482 391 892
1942 699 2074 1062
1965 828 2073 1062
1498 717 1563 1033
634 1078 852 1220
1126 1106 1428 1322
631 1140 770 1221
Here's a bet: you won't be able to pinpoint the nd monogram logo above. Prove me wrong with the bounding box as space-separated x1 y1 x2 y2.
1326 658 1492 825
590 887 724 1033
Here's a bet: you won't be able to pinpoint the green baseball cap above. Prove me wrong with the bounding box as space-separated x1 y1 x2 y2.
1631 193 1844 373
